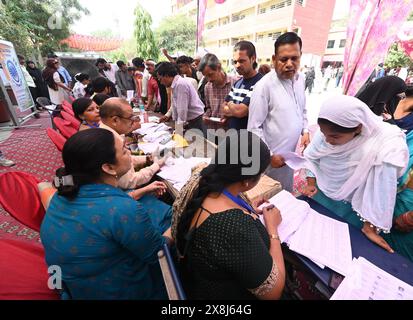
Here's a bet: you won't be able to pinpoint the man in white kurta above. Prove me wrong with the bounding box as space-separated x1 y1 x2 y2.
248 32 310 192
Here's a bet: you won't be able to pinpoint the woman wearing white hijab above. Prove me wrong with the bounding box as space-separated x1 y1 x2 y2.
302 95 409 253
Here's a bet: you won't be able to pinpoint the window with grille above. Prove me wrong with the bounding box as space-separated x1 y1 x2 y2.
259 8 266 14
296 0 305 6
270 4 276 10
339 39 346 48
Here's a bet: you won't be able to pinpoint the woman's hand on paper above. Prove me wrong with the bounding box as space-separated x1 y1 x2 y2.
263 205 282 229
362 222 394 253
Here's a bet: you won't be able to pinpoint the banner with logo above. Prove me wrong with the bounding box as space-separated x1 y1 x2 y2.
0 40 34 112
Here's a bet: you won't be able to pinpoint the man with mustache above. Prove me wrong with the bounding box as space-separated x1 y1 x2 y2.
221 41 263 130
248 32 310 192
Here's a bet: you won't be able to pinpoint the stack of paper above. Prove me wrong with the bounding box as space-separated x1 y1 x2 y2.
259 190 353 275
288 209 353 276
138 140 176 154
157 157 211 191
135 123 170 136
143 131 170 143
331 257 413 300
258 190 310 243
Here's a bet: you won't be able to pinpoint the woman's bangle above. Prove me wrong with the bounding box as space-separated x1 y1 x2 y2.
268 233 280 241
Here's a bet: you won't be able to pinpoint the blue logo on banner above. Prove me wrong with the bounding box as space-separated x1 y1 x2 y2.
6 60 22 86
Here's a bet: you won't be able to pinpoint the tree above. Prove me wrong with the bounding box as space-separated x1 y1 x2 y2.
105 39 138 63
385 43 413 69
134 4 158 60
155 14 196 57
0 0 88 60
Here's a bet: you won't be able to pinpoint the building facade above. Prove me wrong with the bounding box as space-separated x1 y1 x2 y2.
171 0 336 69
323 18 347 67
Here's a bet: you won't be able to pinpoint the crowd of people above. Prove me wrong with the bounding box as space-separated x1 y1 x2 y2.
2 31 413 300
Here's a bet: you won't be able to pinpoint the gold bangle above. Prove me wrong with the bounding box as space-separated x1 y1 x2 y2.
269 233 280 241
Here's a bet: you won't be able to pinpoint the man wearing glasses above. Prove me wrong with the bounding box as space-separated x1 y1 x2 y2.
156 62 206 137
99 97 166 190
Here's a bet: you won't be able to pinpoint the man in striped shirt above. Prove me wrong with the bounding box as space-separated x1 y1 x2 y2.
222 41 263 130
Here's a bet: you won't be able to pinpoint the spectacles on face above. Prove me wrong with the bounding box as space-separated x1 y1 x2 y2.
117 114 140 123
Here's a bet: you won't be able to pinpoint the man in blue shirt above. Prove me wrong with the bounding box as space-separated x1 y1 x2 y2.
222 41 263 130
48 54 72 88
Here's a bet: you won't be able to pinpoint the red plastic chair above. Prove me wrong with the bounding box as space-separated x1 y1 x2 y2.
62 100 74 116
61 110 80 130
53 117 77 139
46 128 67 152
0 172 45 232
0 239 59 300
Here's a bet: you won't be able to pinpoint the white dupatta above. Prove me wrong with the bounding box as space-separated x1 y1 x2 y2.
304 95 409 232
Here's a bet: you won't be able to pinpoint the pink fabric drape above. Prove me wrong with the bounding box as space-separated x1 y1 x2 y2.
398 23 413 60
343 0 413 96
197 0 226 46
197 0 208 46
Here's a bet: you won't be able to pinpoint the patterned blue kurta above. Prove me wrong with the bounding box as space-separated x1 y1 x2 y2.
40 184 170 299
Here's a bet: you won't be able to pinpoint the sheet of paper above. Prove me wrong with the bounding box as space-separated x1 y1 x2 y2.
331 257 413 300
288 209 353 276
148 116 160 123
138 140 176 154
258 190 310 244
208 117 223 122
126 90 135 102
143 131 170 143
157 157 211 189
278 151 307 170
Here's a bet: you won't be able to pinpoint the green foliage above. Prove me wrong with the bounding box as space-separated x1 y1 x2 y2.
134 4 159 60
155 14 196 57
385 43 413 69
0 0 88 59
104 39 138 63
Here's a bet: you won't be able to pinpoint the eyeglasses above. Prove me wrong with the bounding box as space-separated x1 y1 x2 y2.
116 114 140 122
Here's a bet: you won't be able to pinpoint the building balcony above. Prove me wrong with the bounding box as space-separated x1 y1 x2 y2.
203 6 294 42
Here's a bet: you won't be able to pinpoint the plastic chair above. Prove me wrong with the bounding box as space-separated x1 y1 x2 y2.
61 110 80 130
53 117 77 139
46 128 67 152
0 172 45 232
62 100 74 116
0 239 59 300
157 244 186 300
